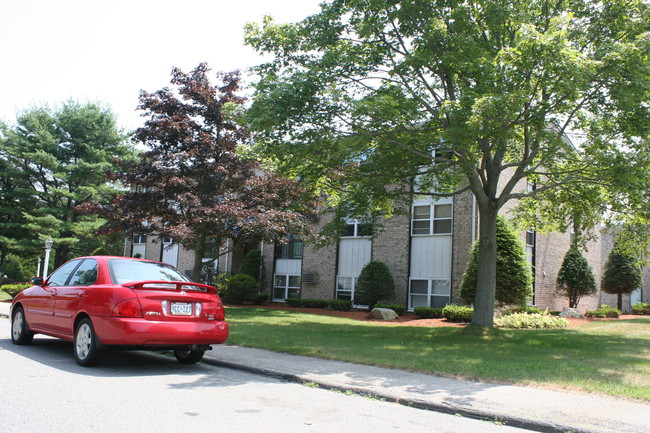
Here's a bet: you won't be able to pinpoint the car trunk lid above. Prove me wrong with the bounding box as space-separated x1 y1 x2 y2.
121 280 224 321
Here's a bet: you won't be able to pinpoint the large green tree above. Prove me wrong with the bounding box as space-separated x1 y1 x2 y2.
244 0 650 327
0 101 133 267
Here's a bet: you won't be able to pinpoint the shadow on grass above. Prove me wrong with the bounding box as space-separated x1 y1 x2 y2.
226 307 650 400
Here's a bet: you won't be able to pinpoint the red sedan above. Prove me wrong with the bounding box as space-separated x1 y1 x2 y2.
10 256 229 366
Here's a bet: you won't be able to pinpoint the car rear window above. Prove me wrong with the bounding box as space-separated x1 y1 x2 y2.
108 259 191 284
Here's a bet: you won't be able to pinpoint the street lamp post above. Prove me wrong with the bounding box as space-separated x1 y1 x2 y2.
43 237 53 279
36 257 42 277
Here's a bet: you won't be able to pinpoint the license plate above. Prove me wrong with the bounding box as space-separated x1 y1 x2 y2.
170 302 192 316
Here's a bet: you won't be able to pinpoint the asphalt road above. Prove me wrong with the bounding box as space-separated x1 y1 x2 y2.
0 317 529 433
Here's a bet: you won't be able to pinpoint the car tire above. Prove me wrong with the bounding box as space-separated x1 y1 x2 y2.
74 318 103 366
174 349 205 364
11 306 34 345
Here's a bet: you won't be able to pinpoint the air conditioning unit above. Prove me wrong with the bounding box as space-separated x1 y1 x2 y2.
302 273 316 284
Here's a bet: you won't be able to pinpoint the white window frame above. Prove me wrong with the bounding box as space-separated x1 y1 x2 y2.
408 278 451 310
411 203 453 236
336 276 356 301
341 219 372 238
273 274 301 302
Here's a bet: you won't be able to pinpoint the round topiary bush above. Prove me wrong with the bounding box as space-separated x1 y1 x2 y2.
355 261 395 308
442 304 473 322
221 273 258 304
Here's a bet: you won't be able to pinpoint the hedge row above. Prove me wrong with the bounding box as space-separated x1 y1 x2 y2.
632 302 650 315
585 305 621 318
1 283 30 298
495 313 568 329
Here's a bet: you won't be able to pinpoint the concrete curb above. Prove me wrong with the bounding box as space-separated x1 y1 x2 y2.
202 357 607 433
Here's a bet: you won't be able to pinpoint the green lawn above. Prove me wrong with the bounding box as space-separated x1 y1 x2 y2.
225 307 650 402
0 290 11 302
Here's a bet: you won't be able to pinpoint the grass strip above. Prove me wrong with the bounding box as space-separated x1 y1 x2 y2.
225 307 650 401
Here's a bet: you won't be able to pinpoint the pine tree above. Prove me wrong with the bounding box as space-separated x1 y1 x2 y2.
602 247 642 311
556 248 597 308
460 216 532 306
355 261 395 308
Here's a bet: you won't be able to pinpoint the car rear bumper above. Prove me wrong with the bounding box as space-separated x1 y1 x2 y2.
92 316 229 346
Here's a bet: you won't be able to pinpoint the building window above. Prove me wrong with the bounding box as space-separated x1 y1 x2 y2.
411 204 452 235
408 279 451 309
203 237 219 260
133 234 147 244
274 236 304 259
342 219 372 238
273 274 301 302
336 276 355 301
526 228 536 304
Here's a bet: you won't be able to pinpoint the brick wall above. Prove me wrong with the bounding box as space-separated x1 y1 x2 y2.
372 212 411 304
451 191 475 303
296 212 338 300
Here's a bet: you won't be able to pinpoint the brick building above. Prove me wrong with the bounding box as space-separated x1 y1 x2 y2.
124 192 648 314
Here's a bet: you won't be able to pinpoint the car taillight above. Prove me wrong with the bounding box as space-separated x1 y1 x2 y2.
112 298 143 317
215 297 225 321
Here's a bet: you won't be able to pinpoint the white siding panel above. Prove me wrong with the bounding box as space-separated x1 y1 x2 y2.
162 243 179 267
338 238 372 276
275 258 302 275
132 244 146 258
410 236 452 278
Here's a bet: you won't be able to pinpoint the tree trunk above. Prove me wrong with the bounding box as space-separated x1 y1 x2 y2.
54 244 70 268
471 202 499 328
617 293 623 311
191 235 207 283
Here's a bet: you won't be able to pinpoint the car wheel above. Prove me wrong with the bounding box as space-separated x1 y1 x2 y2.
11 306 34 345
174 349 205 364
74 318 103 366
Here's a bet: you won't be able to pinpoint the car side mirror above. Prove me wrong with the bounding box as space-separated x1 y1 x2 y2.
30 276 44 286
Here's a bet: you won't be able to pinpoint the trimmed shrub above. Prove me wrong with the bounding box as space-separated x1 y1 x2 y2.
284 298 328 308
373 302 406 316
355 261 395 308
249 293 269 305
557 247 597 308
414 307 443 319
495 313 568 329
602 247 642 311
585 305 621 318
300 299 329 308
239 250 263 283
631 302 650 315
1 283 30 298
329 299 353 311
442 304 473 322
285 298 302 307
500 306 543 316
459 216 532 306
220 274 258 305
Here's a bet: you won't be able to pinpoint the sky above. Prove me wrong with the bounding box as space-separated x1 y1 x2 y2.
0 0 322 131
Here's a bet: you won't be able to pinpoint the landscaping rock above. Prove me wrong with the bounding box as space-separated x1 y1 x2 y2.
368 308 398 320
559 307 583 318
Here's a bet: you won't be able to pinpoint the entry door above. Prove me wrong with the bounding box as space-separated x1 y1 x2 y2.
162 237 179 266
